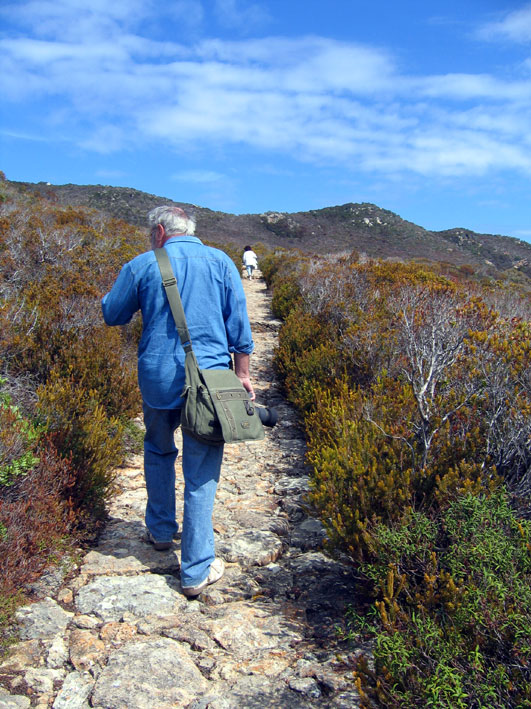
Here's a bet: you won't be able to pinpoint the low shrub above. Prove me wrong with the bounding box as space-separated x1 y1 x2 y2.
271 275 302 320
0 440 77 642
36 371 125 518
353 492 531 709
274 311 342 412
0 380 41 486
267 250 531 707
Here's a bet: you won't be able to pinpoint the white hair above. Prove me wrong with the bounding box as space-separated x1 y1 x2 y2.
147 205 196 235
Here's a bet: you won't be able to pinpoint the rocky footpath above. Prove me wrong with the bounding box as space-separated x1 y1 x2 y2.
0 275 365 708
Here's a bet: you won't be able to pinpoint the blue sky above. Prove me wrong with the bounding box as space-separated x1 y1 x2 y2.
1 1 531 243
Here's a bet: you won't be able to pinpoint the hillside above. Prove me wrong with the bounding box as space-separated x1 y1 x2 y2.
9 179 531 282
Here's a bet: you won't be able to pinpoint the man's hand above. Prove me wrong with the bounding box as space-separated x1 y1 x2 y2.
234 352 255 401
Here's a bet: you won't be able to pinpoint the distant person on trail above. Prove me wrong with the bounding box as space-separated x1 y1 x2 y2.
242 245 258 279
101 205 255 597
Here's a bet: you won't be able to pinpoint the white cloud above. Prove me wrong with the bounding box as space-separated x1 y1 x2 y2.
172 170 225 183
0 0 204 42
214 0 269 31
477 4 531 43
0 0 148 40
415 73 531 101
2 1 531 183
95 169 128 179
79 125 127 153
0 128 50 142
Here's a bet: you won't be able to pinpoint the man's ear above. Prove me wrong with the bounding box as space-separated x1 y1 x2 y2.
154 224 166 248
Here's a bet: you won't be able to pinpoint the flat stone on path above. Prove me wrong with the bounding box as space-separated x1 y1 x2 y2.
15 598 73 640
75 574 184 621
90 638 208 708
217 529 284 566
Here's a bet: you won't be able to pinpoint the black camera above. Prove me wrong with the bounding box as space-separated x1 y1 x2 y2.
256 404 278 428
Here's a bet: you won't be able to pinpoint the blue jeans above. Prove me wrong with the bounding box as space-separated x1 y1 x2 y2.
143 403 224 587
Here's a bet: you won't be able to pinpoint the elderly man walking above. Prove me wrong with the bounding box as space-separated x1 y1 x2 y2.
102 206 255 596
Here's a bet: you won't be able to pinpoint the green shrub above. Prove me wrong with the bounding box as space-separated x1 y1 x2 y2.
271 276 302 320
354 492 531 709
274 310 342 412
267 251 531 707
36 371 125 517
306 379 417 560
0 382 41 486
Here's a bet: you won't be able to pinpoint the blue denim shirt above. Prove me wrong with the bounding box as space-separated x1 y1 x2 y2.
102 236 254 409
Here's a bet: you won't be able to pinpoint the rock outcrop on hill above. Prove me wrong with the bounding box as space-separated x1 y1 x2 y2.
9 178 531 283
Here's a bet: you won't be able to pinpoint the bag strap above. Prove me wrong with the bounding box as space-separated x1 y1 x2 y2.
153 247 193 354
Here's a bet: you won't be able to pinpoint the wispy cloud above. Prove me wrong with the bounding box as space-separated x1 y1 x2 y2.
2 0 531 183
0 128 51 142
95 169 129 179
477 4 531 43
172 170 225 183
0 0 203 40
79 126 128 154
214 0 270 32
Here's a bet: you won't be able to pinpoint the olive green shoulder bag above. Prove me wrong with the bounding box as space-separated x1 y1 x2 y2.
154 248 264 446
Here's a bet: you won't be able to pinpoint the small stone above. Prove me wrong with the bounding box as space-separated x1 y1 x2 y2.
57 589 74 605
79 542 179 576
99 621 137 647
314 666 351 692
69 629 106 671
0 640 43 672
24 667 65 694
75 574 182 622
194 655 216 677
69 577 86 593
15 598 73 640
294 658 318 678
224 674 298 706
91 637 208 707
162 626 214 651
46 636 69 668
52 671 93 709
0 687 31 708
72 614 99 630
217 530 283 567
289 676 322 698
35 699 54 709
274 476 310 496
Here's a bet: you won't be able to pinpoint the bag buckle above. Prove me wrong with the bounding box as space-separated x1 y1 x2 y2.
244 400 255 416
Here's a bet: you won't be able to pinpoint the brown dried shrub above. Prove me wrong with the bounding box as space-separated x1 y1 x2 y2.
0 440 77 601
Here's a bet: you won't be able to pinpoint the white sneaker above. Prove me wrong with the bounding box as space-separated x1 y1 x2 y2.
182 558 225 597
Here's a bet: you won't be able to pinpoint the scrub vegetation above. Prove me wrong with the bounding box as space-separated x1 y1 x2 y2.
261 248 531 708
0 172 248 644
0 173 147 641
1 169 530 705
